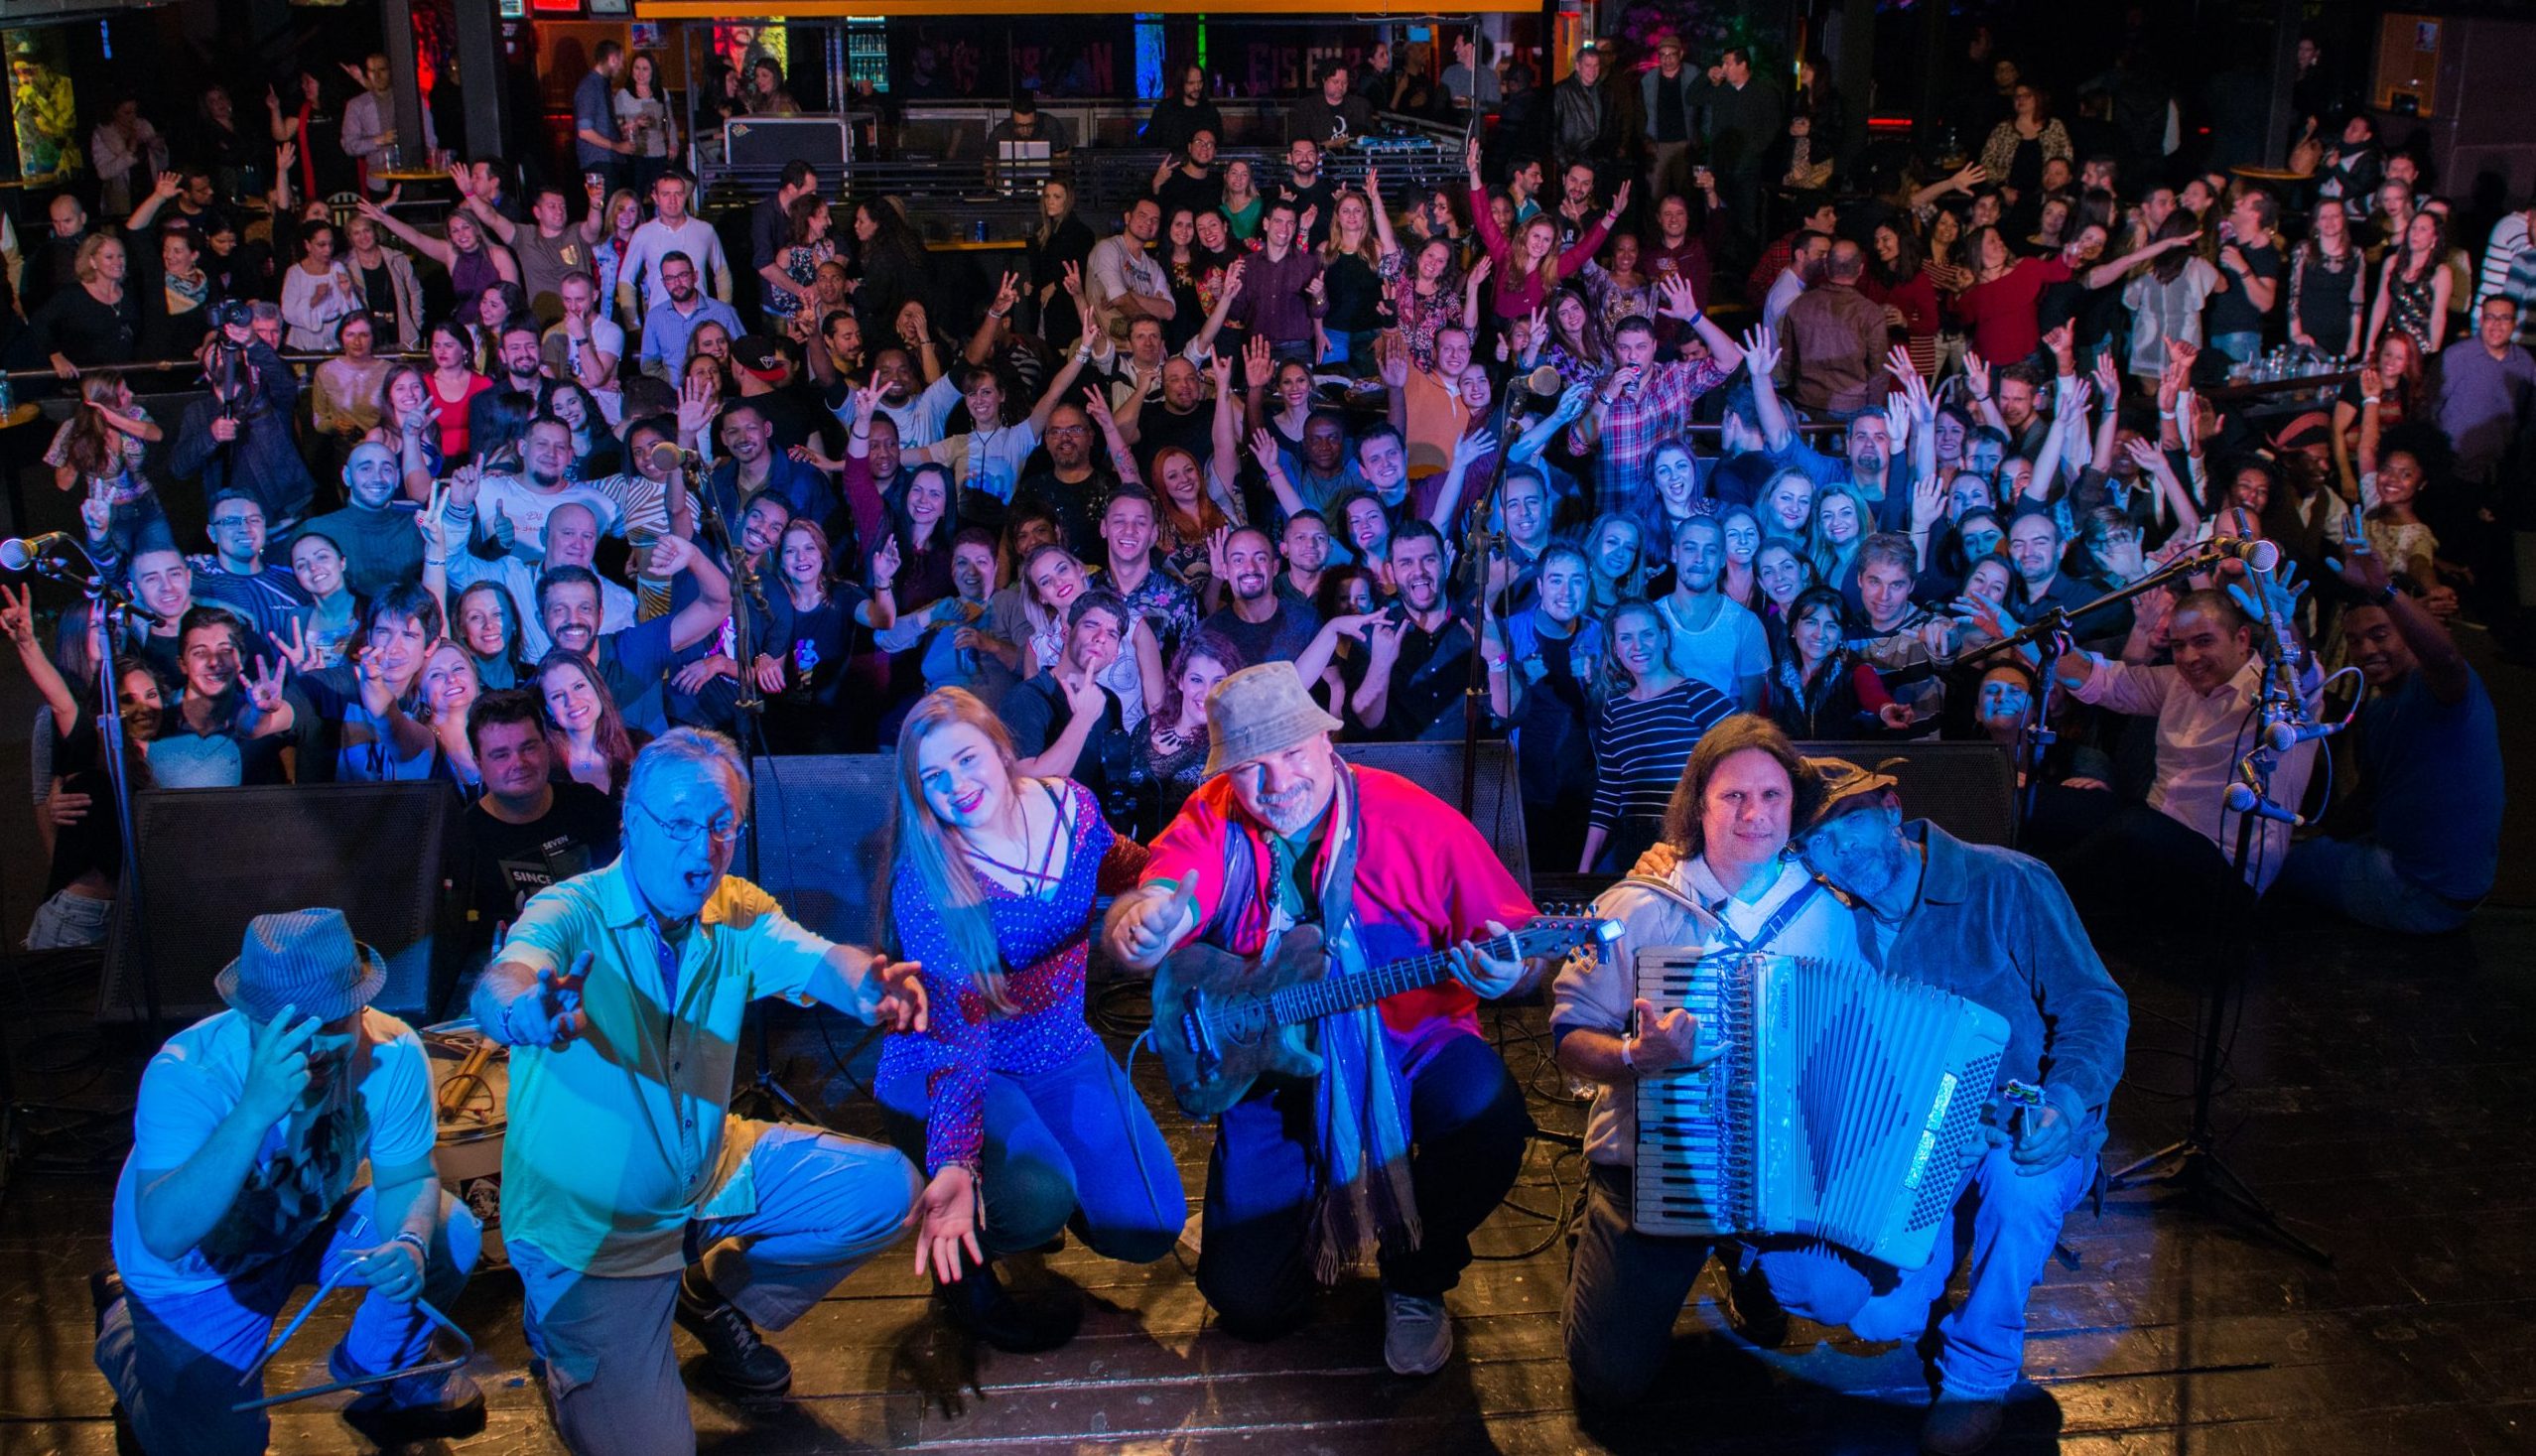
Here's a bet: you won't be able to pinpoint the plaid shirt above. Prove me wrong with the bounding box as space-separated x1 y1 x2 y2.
1571 354 1735 484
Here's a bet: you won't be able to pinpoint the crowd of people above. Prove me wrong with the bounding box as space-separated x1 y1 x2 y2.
0 23 2517 1456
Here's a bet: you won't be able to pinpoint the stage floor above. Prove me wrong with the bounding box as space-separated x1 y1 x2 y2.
3 905 2532 1456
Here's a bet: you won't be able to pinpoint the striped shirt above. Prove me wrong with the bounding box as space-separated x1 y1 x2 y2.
1588 678 1736 832
2475 211 2536 346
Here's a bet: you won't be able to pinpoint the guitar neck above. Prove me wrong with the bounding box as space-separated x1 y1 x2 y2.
1267 935 1507 1027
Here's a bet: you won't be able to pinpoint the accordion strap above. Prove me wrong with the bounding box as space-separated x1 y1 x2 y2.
1617 870 1826 956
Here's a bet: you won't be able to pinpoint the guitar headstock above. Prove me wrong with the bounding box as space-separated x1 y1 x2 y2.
1507 908 1623 960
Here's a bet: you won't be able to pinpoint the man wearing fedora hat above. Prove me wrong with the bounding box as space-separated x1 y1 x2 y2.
95 907 485 1454
1103 661 1540 1378
1758 755 2129 1455
471 728 930 1456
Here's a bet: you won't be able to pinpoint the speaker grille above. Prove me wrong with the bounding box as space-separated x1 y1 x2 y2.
1795 741 2019 850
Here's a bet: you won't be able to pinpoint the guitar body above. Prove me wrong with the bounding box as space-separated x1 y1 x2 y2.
1150 925 1335 1120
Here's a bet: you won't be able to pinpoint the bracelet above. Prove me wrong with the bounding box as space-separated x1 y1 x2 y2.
2362 395 2382 406
391 1230 429 1265
1620 1035 1638 1071
2374 582 2400 607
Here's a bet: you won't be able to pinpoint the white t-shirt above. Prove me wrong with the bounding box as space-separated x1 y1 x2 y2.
474 475 625 557
110 1007 436 1299
1656 593 1770 701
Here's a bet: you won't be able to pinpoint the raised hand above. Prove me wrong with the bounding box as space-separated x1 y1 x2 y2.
1249 427 1283 474
1884 395 1913 456
1963 351 1992 400
1656 273 1702 323
1219 255 1247 300
263 619 317 676
242 656 290 717
1061 259 1087 304
0 584 31 648
1607 179 1633 217
351 644 400 718
872 534 902 585
648 534 700 579
1376 332 1410 389
1452 428 1499 467
992 270 1021 316
1244 333 1274 390
1208 349 1235 397
1740 324 1781 377
78 478 113 539
1205 523 1232 584
1911 471 1946 532
1120 870 1202 966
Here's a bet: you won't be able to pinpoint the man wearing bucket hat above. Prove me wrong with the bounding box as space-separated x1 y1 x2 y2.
94 907 485 1454
1102 661 1540 1378
1749 755 2130 1455
471 727 930 1456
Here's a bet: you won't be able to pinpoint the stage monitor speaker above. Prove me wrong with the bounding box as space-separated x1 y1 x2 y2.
1796 740 2019 850
746 741 1536 948
1335 740 1533 893
100 782 454 1024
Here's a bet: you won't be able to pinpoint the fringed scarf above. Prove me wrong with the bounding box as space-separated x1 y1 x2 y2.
1249 761 1421 1282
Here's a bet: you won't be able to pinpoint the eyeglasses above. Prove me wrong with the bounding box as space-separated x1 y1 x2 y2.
631 798 743 848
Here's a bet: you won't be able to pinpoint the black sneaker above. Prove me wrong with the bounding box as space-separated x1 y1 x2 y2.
328 1344 488 1439
1717 1257 1791 1349
931 1261 1082 1354
675 1267 793 1398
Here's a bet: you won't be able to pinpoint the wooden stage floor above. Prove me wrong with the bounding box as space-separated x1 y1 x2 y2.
3 906 2532 1456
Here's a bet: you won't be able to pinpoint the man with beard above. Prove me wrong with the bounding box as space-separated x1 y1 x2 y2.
1140 62 1226 154
471 417 625 559
1226 200 1323 364
2005 509 2130 648
1353 521 1481 740
1102 661 1539 1375
1152 128 1225 221
1087 199 1175 340
861 344 955 450
1117 352 1218 464
615 172 733 319
471 730 925 1456
1279 509 1334 603
454 689 622 958
469 325 559 465
634 251 743 382
1571 279 1745 492
534 534 731 734
189 492 314 644
2275 534 2500 934
1012 401 1120 552
1752 757 2128 1456
1272 413 1367 514
93 909 484 1454
1286 65 1373 152
1653 516 1769 710
302 443 424 596
436 496 635 661
1201 525 1321 663
999 591 1138 822
1276 138 1338 247
705 400 837 531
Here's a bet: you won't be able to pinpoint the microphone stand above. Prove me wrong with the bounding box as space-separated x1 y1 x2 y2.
1455 373 1540 817
694 467 819 1127
2102 555 2334 1265
3 552 162 1195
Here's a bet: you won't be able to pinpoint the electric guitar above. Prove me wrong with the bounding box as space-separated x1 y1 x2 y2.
1150 910 1618 1120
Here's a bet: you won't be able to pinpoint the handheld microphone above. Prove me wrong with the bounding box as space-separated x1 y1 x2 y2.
0 533 79 573
2223 782 2306 827
647 440 704 474
2206 535 2282 572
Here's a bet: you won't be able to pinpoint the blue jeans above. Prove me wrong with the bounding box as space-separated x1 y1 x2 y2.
879 1041 1187 1264
24 886 111 949
1747 1140 2095 1399
94 1185 480 1456
2277 836 2476 935
2209 330 2263 365
1196 1026 1532 1337
508 1123 916 1456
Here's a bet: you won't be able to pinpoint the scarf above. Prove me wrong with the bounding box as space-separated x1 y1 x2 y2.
1249 762 1421 1282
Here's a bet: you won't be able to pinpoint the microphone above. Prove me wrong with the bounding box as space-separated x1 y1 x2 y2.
647 440 703 474
2206 535 2282 572
2262 716 2345 753
0 533 79 573
1517 363 1564 401
2223 782 2306 827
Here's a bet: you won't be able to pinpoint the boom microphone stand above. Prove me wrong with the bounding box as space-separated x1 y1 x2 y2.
691 468 820 1127
2103 552 2337 1266
1456 365 1560 816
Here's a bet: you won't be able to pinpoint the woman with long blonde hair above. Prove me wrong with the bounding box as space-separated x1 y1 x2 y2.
873 687 1184 1353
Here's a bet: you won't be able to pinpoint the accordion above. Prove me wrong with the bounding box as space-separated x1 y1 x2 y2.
1632 949 2011 1270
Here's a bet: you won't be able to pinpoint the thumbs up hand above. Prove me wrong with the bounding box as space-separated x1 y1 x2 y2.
1114 869 1202 970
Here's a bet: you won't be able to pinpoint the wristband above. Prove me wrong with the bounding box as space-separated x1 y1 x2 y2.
2362 395 2381 406
1620 1034 1638 1071
2374 582 2400 607
391 1230 430 1265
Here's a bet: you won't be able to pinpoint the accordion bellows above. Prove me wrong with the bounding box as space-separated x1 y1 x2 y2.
1633 950 2012 1271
